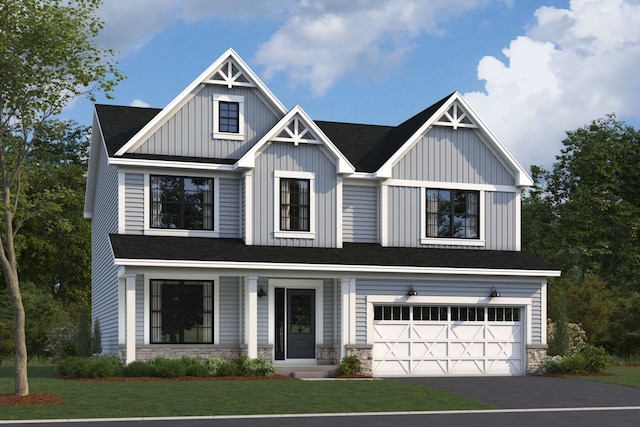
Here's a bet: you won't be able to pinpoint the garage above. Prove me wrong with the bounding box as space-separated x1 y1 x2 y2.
372 305 524 376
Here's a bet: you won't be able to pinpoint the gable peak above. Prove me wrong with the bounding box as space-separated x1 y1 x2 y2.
434 100 476 130
206 55 255 88
273 112 319 146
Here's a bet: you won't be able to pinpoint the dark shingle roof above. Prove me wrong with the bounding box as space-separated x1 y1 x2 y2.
110 234 556 272
95 93 454 173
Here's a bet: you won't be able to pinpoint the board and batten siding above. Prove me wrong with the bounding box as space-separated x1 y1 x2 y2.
90 139 121 355
252 142 337 247
342 184 378 243
124 173 144 234
393 127 515 186
219 177 240 238
385 186 518 250
132 86 280 160
354 279 544 344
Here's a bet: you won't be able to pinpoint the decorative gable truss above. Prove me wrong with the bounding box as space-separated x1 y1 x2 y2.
434 102 476 129
206 57 254 88
272 115 319 146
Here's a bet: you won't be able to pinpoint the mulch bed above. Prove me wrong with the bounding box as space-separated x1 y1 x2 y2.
0 392 66 407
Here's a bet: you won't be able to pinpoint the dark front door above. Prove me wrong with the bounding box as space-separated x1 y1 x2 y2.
287 289 315 359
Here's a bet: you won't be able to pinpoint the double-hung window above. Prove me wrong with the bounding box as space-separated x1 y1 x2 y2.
151 280 213 344
274 171 315 239
425 189 480 239
150 175 214 230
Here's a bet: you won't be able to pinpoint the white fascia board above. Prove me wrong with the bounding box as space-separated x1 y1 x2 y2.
114 48 288 157
108 156 237 172
113 258 561 278
83 107 104 219
237 105 356 174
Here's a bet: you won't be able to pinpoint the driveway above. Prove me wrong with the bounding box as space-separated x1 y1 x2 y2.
396 375 640 409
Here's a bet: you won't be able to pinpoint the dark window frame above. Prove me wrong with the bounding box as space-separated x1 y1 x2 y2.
150 280 213 344
426 188 480 239
280 178 310 232
150 175 214 230
218 101 239 133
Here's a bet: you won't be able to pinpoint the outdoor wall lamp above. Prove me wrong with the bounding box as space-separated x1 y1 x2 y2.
407 285 417 297
258 287 267 298
490 287 501 298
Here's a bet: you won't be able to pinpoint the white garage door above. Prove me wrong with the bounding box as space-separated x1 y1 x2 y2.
372 305 524 376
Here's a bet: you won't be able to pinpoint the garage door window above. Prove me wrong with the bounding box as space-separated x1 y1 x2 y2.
374 305 521 322
413 306 448 321
451 306 485 322
488 307 520 321
374 305 410 321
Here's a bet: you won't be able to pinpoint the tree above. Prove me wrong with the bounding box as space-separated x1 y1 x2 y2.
0 0 122 395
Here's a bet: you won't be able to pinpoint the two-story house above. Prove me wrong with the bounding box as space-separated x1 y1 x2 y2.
84 48 559 377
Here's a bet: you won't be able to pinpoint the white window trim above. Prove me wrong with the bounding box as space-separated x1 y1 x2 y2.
213 94 245 140
420 187 485 247
273 170 316 239
143 173 220 237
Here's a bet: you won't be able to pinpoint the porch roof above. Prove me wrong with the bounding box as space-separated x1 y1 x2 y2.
109 234 558 275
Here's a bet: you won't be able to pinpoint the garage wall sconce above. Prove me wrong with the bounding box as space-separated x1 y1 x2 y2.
258 287 267 298
407 286 417 297
489 287 501 298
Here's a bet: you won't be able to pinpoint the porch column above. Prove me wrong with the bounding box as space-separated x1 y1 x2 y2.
340 277 356 359
124 274 136 364
245 276 258 358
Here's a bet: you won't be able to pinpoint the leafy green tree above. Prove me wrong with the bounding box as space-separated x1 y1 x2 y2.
604 293 640 361
566 275 612 345
0 0 122 395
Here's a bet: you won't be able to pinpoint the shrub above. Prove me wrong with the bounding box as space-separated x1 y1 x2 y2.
542 355 564 374
337 355 362 376
559 354 586 374
582 345 610 373
215 362 240 377
147 357 186 378
185 362 210 377
46 324 78 361
203 356 226 376
231 355 249 376
57 355 123 378
124 360 155 377
245 357 277 377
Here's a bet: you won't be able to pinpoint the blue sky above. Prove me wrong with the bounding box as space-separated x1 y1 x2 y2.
61 0 640 170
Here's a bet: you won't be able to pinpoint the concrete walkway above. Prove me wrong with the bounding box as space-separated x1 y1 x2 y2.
397 376 640 409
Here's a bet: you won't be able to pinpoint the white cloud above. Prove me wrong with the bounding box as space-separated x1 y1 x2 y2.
130 99 151 108
464 0 640 169
254 0 488 96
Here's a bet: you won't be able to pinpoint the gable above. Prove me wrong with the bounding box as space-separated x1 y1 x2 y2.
113 48 287 158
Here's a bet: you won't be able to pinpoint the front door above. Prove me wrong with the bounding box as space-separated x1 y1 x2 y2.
286 289 316 359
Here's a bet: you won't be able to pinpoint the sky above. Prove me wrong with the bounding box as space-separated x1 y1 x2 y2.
61 0 640 171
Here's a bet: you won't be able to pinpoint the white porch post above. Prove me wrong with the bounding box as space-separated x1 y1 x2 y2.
340 277 356 359
124 274 136 364
245 276 258 358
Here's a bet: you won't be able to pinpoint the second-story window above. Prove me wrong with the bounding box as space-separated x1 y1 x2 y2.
151 176 214 230
280 178 310 231
218 101 239 133
426 189 479 239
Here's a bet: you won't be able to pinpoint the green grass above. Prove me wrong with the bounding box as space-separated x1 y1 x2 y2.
575 365 640 388
0 366 493 420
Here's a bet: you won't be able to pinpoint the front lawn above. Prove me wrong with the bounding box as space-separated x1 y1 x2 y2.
575 365 640 388
0 365 493 420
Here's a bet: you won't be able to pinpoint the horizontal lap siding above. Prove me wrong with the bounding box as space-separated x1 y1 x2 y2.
133 86 279 160
258 277 269 344
219 276 241 345
136 275 144 344
219 178 240 238
393 126 515 186
91 138 120 354
253 142 337 247
125 173 144 234
355 279 543 344
343 185 378 243
323 279 335 344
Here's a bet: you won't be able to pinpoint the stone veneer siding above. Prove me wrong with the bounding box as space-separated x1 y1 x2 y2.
526 344 548 375
316 344 340 365
345 344 373 376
